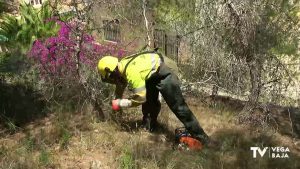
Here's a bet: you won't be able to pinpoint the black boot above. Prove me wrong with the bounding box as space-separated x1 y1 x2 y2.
142 115 151 130
193 133 220 148
141 116 158 132
192 133 210 145
149 119 158 132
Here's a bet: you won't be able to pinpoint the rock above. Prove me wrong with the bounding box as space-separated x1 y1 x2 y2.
90 160 102 169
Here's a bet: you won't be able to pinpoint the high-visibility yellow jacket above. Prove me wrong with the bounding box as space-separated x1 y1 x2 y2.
117 52 161 105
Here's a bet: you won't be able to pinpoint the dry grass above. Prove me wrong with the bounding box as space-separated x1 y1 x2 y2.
0 96 300 169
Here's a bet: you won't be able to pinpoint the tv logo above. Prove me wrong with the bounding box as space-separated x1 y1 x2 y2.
250 147 290 158
250 147 268 158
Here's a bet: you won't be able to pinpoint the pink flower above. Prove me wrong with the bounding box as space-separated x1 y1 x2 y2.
28 20 127 79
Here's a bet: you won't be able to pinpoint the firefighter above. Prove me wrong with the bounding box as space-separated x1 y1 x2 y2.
97 52 210 145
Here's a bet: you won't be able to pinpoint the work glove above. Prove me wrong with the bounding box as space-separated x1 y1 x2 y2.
112 99 132 111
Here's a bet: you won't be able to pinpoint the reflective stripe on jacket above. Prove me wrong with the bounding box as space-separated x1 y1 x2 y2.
118 53 161 104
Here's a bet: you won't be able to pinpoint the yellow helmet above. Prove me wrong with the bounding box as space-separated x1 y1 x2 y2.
97 56 119 79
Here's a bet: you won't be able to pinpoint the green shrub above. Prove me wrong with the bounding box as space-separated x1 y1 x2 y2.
120 147 134 169
39 148 51 166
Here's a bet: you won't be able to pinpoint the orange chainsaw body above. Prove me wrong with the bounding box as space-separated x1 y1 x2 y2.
175 127 203 151
179 136 203 150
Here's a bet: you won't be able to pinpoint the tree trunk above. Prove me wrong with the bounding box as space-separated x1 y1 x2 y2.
212 85 219 97
246 59 262 111
142 0 152 48
238 58 263 124
248 61 262 108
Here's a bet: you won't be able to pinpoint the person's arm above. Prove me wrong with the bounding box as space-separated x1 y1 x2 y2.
112 78 146 110
129 86 146 106
112 90 146 110
114 82 127 99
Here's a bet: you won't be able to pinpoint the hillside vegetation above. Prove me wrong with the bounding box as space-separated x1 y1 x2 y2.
1 94 300 169
1 1 300 169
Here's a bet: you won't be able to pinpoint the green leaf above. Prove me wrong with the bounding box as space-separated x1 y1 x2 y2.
0 35 8 42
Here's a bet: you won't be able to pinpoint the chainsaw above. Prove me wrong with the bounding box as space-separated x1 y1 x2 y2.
175 127 203 151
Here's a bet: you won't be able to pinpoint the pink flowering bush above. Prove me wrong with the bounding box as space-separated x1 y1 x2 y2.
29 20 126 78
28 20 126 115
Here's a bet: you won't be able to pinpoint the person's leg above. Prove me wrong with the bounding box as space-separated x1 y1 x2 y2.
142 77 161 131
156 64 209 143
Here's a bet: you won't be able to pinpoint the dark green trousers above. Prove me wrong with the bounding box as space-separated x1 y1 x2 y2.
142 63 208 142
